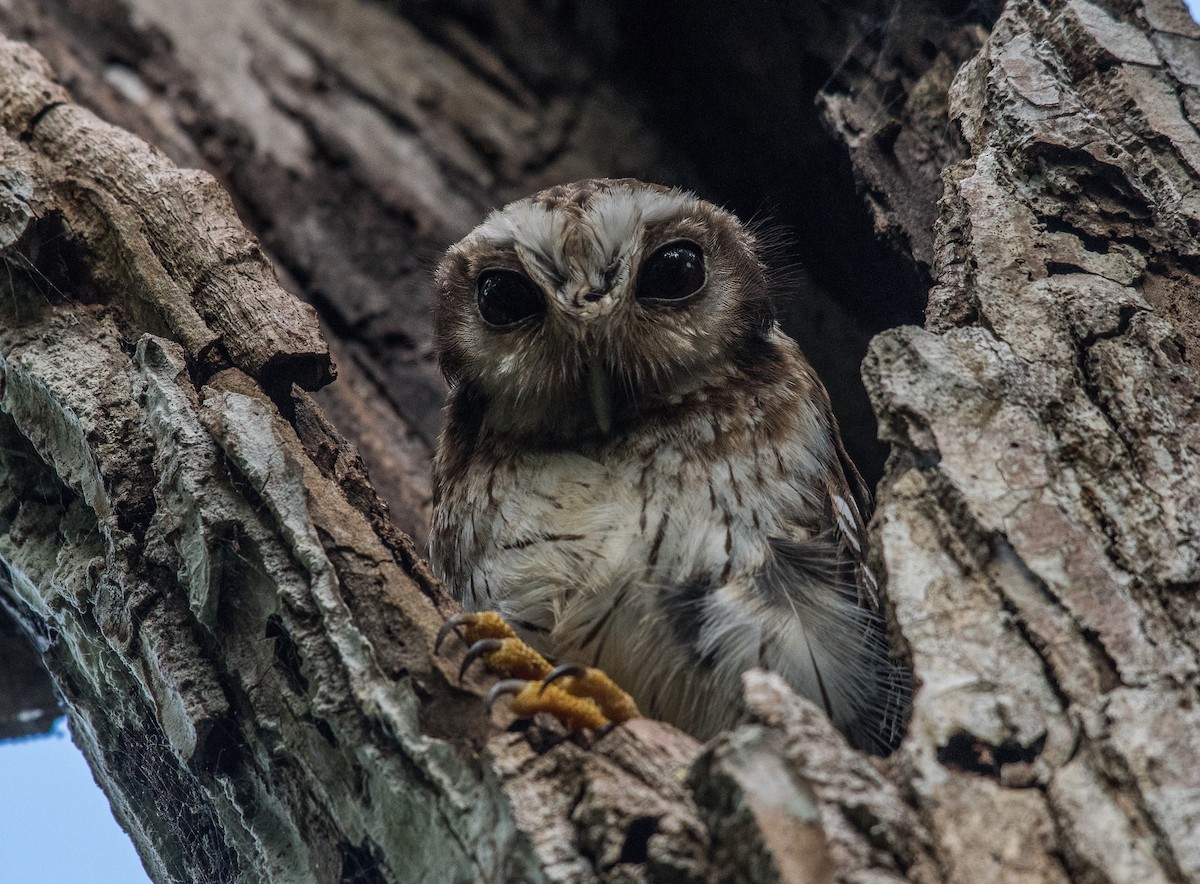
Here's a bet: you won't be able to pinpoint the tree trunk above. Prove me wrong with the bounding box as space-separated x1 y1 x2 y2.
1 1 1197 882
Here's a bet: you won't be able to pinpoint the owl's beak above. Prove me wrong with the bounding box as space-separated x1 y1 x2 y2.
587 358 614 435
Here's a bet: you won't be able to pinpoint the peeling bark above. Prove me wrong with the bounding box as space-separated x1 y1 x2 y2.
0 36 709 883
863 1 1200 880
1 1 1198 883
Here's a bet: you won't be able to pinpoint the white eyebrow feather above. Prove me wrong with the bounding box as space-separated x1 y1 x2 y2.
587 190 643 263
468 184 698 292
634 189 695 226
473 209 517 245
513 206 570 284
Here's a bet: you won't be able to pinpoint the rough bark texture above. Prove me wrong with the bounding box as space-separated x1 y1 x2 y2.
0 36 719 882
1 1 1198 883
863 2 1200 880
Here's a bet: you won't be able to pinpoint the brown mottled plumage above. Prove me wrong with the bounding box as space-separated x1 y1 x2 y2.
431 179 907 751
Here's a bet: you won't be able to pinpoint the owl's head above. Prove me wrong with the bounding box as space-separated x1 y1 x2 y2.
434 179 773 439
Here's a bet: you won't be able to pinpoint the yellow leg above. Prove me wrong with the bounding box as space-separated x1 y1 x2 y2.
540 664 641 724
442 611 553 681
437 612 641 731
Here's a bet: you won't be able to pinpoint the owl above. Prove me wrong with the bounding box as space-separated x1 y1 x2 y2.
430 179 906 752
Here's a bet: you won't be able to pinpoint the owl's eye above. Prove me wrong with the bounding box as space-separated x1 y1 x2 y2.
636 241 706 303
476 270 546 327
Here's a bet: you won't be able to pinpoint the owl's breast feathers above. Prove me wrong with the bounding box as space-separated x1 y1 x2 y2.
431 328 905 750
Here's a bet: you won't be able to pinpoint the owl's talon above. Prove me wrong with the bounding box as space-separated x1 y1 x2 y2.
437 610 519 652
488 677 612 731
460 638 505 681
437 610 640 732
535 663 641 725
540 663 588 694
486 679 530 713
436 611 550 681
434 616 468 653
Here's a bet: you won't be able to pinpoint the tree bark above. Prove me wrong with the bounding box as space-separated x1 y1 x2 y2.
865 2 1200 879
1 1 1198 882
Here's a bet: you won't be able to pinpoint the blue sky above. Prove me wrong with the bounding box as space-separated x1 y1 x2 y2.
0 719 150 884
2 3 1200 881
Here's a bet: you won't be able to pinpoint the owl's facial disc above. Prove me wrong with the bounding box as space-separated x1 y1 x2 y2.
434 179 773 438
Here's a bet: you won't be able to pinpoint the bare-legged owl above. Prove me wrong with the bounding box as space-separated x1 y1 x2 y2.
430 178 907 753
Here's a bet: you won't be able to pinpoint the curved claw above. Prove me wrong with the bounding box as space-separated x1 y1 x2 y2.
486 679 529 713
539 663 588 695
460 638 505 682
435 613 473 653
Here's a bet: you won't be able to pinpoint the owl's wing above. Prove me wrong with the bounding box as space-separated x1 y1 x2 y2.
824 431 879 608
772 431 877 609
755 434 908 753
